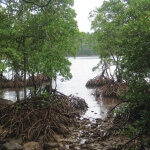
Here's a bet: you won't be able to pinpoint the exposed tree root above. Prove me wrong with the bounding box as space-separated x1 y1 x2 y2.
108 101 125 113
106 111 150 150
117 134 140 150
95 81 128 98
0 74 48 88
0 94 88 142
86 75 112 88
0 78 24 88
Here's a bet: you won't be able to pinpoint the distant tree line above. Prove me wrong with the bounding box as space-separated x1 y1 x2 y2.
76 32 96 56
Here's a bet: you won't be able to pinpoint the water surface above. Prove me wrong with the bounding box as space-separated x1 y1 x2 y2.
1 56 120 119
57 57 120 119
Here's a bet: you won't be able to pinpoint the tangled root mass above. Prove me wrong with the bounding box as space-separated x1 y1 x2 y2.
0 94 88 142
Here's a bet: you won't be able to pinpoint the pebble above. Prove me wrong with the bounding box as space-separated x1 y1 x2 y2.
43 142 60 149
3 142 23 150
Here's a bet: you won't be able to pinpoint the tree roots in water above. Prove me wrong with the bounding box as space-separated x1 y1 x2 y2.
0 94 88 142
0 78 24 88
0 74 47 88
86 75 112 88
95 81 128 97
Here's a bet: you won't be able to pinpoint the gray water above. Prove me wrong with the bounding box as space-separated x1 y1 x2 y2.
57 57 120 119
0 56 120 119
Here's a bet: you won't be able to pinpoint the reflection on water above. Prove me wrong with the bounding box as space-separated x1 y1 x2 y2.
0 56 120 119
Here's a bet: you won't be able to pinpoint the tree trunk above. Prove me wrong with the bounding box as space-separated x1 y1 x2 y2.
14 62 20 101
32 73 37 96
0 72 3 80
45 77 52 94
24 54 27 100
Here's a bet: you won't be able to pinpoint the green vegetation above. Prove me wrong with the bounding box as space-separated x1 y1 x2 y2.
0 0 79 100
77 32 96 56
0 1 89 142
91 0 150 148
0 0 150 148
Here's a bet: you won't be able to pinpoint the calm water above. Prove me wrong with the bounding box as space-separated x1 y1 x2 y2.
57 57 120 119
0 56 120 119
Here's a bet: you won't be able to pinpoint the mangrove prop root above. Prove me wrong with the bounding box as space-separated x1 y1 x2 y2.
86 75 112 87
0 94 88 142
108 101 128 113
95 82 128 97
117 134 140 150
0 74 48 88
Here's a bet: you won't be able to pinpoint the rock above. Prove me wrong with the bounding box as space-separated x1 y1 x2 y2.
96 118 102 122
3 142 23 150
9 138 22 145
80 144 88 149
91 133 99 138
43 142 60 149
85 140 92 144
0 139 6 144
23 142 40 150
91 124 97 129
58 138 77 143
100 142 106 146
69 144 75 148
0 144 7 150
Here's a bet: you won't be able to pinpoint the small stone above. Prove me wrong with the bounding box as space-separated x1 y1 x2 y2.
91 134 99 138
80 144 88 149
3 142 23 150
91 124 97 129
23 142 40 150
101 142 106 146
0 140 6 144
43 143 60 149
85 140 92 144
0 145 7 150
69 144 74 148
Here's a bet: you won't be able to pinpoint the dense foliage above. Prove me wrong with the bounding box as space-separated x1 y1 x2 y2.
91 0 150 148
0 0 79 99
77 32 96 56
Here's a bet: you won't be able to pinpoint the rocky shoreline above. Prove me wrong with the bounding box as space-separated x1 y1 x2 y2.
0 98 130 150
0 110 129 150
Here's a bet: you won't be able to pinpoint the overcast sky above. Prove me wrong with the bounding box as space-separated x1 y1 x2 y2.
73 0 104 32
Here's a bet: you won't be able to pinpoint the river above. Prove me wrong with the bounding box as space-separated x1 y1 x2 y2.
0 56 120 119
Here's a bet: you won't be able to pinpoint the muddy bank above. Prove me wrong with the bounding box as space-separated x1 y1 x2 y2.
0 98 127 150
1 97 148 150
0 112 129 150
0 96 126 150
